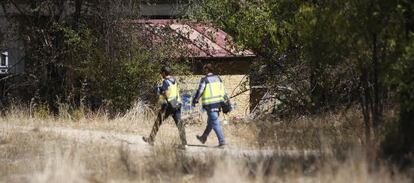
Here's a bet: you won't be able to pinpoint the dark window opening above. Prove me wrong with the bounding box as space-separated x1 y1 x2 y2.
0 54 6 67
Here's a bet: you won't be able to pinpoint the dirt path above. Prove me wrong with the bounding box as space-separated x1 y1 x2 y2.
1 124 324 158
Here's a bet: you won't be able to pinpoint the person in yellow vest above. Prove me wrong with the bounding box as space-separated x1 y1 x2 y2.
192 63 227 148
143 66 187 148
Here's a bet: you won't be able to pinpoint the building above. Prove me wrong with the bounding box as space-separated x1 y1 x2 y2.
0 1 189 77
0 18 25 77
134 19 256 117
0 1 262 116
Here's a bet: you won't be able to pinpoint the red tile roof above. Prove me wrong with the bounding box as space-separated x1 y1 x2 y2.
131 19 255 58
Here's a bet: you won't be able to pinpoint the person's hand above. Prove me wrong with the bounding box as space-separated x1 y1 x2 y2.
154 86 161 95
192 100 198 107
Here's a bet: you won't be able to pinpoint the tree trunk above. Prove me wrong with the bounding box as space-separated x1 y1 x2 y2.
74 0 83 31
371 33 382 135
360 66 372 146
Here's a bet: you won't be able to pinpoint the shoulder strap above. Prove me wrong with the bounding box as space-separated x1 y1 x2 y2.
202 76 210 84
216 75 223 82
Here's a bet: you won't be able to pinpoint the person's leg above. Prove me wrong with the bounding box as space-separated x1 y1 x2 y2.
200 111 214 141
209 111 226 145
146 104 168 143
172 108 187 145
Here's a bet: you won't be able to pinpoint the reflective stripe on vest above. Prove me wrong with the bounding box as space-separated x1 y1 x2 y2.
166 79 181 102
201 76 225 105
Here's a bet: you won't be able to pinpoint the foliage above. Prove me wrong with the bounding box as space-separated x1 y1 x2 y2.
189 0 406 113
382 36 414 166
188 0 414 163
0 0 190 114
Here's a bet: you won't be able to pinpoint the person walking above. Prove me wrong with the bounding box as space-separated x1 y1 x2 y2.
192 63 227 148
143 66 187 148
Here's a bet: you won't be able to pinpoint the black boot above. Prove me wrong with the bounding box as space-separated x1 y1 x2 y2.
196 135 207 144
142 136 154 145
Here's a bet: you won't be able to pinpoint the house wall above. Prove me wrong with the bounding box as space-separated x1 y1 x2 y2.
0 14 25 75
175 58 254 118
220 74 250 116
178 74 250 117
5 40 25 74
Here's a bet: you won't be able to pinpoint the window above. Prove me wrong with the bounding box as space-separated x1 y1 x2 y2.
0 52 8 67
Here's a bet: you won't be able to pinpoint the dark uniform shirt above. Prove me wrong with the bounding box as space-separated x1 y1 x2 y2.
160 76 176 95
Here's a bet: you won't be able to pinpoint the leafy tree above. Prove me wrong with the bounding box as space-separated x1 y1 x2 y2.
383 36 414 166
0 0 189 114
188 0 413 162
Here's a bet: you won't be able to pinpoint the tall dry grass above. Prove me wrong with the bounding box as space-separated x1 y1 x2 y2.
0 103 412 182
1 128 410 183
0 101 258 148
254 109 366 154
31 149 87 183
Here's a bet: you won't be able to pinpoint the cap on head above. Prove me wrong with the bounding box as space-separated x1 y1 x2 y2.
160 66 172 75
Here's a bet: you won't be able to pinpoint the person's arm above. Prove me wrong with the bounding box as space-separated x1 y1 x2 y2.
159 80 169 99
192 78 206 105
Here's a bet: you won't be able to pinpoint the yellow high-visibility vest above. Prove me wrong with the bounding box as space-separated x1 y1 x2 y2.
166 79 181 103
201 76 225 105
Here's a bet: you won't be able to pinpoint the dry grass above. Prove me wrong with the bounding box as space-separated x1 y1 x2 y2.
0 103 412 182
0 101 258 148
254 109 366 154
0 129 410 183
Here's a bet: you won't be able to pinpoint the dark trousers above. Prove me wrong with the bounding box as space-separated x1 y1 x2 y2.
148 103 187 145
